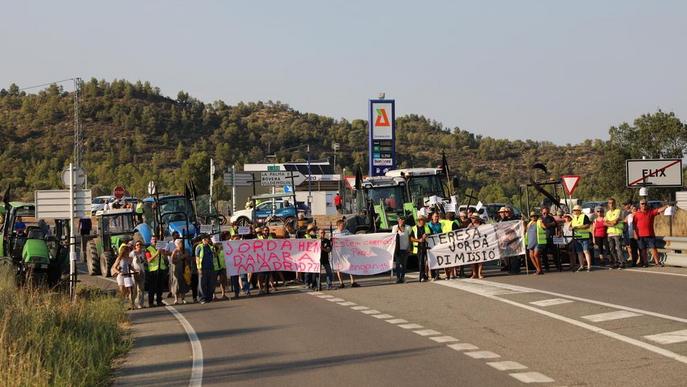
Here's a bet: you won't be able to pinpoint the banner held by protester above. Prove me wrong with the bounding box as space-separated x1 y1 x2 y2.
331 233 396 275
427 220 524 269
223 238 321 276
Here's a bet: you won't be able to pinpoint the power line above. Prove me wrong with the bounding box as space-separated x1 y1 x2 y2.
18 78 76 91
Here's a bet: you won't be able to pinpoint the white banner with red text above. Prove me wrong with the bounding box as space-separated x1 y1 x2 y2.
427 220 524 269
331 233 397 275
223 238 321 276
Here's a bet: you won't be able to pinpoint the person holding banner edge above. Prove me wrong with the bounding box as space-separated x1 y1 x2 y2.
318 228 334 290
468 213 485 279
333 219 359 288
411 215 431 282
392 216 412 283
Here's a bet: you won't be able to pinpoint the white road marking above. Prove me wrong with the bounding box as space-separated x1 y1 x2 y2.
447 343 479 351
582 310 643 322
316 294 334 298
413 329 441 337
307 291 323 295
530 298 574 307
474 279 687 324
351 306 369 310
372 314 394 319
624 268 687 277
361 309 381 314
465 350 501 359
385 318 408 324
509 372 555 383
163 302 204 387
84 272 204 386
398 323 424 329
437 281 687 365
644 329 687 345
486 361 528 371
326 297 345 302
429 336 459 343
337 301 357 306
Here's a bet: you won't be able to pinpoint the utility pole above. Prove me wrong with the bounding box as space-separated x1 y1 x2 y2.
73 77 82 170
209 158 215 215
307 145 312 214
231 165 237 213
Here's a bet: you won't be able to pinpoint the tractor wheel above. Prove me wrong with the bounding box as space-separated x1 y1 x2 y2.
236 216 251 227
100 250 115 278
86 240 100 276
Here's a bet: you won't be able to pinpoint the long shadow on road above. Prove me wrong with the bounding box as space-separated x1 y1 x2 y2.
134 325 289 348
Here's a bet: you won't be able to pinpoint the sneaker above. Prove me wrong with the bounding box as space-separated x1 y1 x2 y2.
351 282 361 288
200 300 206 304
339 283 346 288
576 266 585 272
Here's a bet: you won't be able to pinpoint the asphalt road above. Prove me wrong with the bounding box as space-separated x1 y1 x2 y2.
106 265 687 386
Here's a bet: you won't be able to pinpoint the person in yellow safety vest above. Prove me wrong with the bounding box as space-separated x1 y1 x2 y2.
532 214 550 275
571 205 592 272
604 197 625 269
211 234 229 300
439 213 459 280
195 235 219 303
145 237 167 307
525 212 542 274
303 225 318 289
410 216 431 282
135 201 144 223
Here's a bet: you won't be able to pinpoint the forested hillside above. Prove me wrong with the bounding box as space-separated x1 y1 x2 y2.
0 79 683 204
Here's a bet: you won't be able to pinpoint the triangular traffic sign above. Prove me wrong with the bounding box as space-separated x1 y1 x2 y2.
561 175 581 196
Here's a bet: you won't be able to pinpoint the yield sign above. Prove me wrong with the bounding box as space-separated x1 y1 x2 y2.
561 175 581 196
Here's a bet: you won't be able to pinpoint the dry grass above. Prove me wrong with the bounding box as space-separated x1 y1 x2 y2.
0 267 130 387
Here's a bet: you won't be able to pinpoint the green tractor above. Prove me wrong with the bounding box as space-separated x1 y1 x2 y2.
84 208 136 277
1 196 69 287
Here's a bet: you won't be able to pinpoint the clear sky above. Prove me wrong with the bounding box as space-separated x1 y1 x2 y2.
2 0 686 144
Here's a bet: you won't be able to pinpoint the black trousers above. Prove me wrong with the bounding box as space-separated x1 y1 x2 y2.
395 250 408 281
417 248 429 280
147 270 167 306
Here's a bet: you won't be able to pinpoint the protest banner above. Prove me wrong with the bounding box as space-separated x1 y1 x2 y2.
223 238 321 276
427 220 524 269
331 233 396 275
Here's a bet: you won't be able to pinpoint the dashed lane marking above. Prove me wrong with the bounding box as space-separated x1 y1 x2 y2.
326 297 345 302
372 314 394 319
448 343 479 351
644 329 687 345
581 310 643 322
529 298 574 307
385 318 408 324
509 372 555 383
465 351 501 359
413 329 441 337
351 306 369 310
316 294 334 298
361 309 381 315
337 301 357 306
398 323 424 330
429 336 459 343
486 361 528 371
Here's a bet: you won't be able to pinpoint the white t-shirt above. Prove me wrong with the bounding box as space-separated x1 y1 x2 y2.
129 250 146 273
391 224 411 251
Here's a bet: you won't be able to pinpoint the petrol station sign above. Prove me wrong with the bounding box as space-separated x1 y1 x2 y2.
369 99 396 176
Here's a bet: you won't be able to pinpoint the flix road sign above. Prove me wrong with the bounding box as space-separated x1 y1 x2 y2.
260 171 305 187
626 159 683 188
561 175 581 196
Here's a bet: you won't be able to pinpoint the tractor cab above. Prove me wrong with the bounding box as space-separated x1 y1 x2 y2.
135 195 198 253
362 176 414 230
386 168 449 209
85 208 136 277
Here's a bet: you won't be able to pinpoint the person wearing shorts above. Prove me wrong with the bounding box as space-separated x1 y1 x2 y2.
111 245 135 309
634 200 668 267
571 205 592 272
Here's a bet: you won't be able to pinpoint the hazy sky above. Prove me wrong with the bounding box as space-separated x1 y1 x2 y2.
2 0 686 144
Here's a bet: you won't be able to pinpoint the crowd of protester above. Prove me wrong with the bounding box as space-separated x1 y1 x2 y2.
108 197 669 309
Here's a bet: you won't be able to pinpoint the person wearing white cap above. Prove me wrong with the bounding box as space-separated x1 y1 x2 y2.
571 205 592 272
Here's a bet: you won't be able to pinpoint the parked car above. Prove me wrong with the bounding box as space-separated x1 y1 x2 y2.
91 196 114 215
230 199 309 226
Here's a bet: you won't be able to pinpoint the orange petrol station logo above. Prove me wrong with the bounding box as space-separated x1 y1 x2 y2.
375 108 391 127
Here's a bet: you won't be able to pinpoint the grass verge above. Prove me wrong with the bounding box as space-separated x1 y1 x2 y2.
0 266 131 387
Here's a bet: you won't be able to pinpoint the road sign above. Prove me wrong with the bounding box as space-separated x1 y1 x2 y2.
61 166 86 188
223 172 252 187
626 159 683 188
267 165 280 172
35 189 92 219
147 180 156 195
561 175 581 196
261 171 305 186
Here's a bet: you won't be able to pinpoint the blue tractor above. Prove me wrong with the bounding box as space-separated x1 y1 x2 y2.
134 194 199 253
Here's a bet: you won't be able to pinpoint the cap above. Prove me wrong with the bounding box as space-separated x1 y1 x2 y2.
470 213 481 219
529 211 538 217
254 227 262 233
417 215 427 221
572 205 582 211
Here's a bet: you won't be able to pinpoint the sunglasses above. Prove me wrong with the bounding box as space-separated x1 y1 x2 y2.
640 203 647 205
